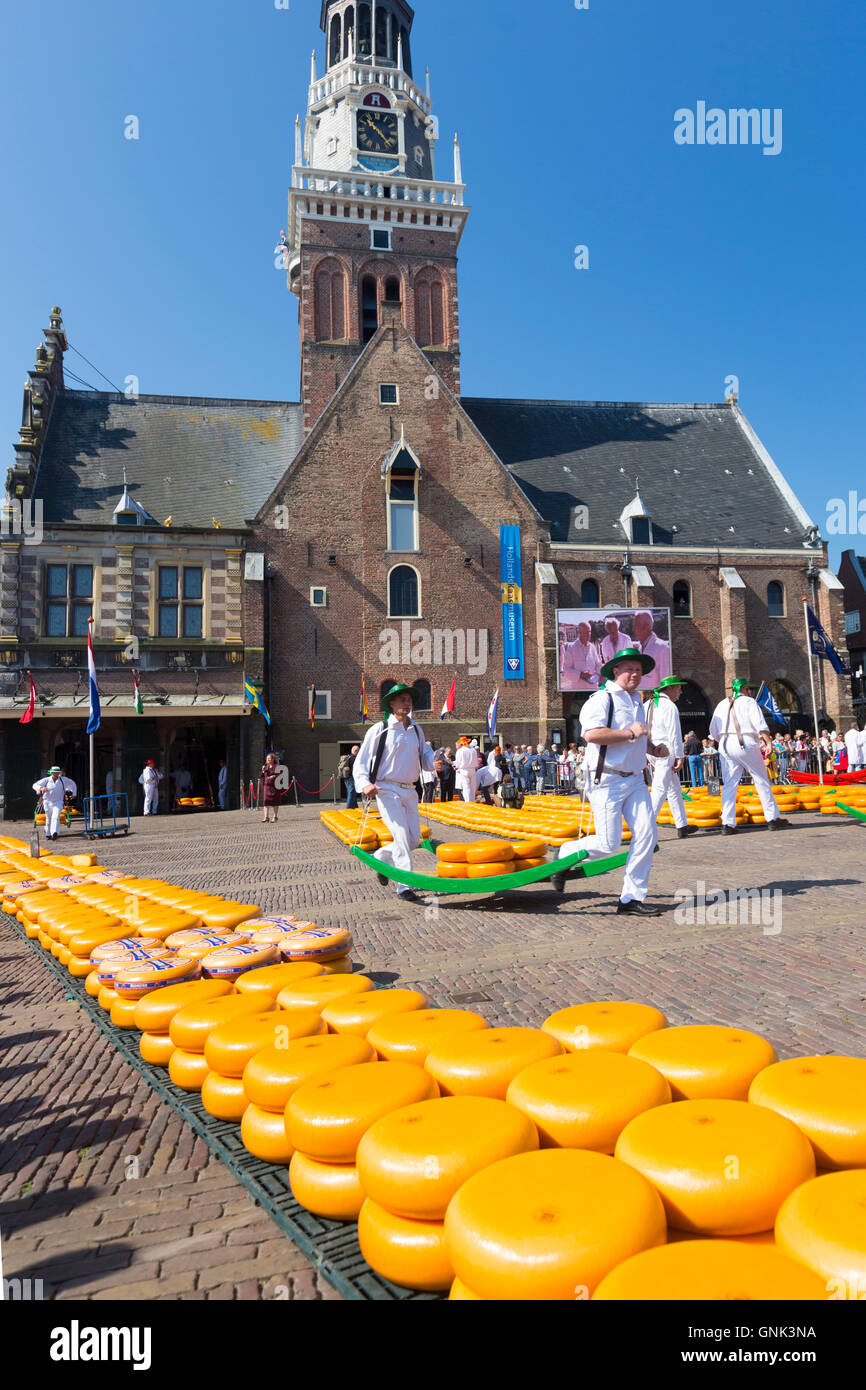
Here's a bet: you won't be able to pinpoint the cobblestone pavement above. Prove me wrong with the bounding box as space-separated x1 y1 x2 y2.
1 802 863 1300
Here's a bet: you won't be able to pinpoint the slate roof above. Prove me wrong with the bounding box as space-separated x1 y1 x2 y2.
461 399 814 549
35 393 304 529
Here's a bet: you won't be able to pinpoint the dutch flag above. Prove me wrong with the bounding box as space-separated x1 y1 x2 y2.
486 687 500 740
86 620 101 735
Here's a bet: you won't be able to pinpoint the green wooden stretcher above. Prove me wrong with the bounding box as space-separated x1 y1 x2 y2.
837 802 866 824
349 842 631 894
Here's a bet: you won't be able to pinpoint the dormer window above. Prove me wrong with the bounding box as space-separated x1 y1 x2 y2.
630 516 652 546
619 485 653 546
113 475 154 527
382 438 421 552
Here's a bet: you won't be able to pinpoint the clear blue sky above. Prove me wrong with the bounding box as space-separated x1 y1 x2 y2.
2 0 863 564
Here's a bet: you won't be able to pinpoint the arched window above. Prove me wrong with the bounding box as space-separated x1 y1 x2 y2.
767 582 785 617
361 274 378 343
413 679 431 711
387 448 419 551
390 18 399 62
343 5 355 57
769 680 801 717
415 272 446 347
329 13 342 67
580 578 600 607
400 25 412 76
673 580 691 617
358 3 371 55
375 6 388 58
389 565 420 618
314 259 346 341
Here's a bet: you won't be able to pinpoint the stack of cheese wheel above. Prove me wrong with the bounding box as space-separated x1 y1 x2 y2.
542 1001 667 1054
276 972 374 1016
168 993 277 1091
92 942 176 1014
241 1031 375 1164
279 925 353 966
286 1062 439 1221
173 932 246 962
627 1024 777 1100
506 1051 672 1152
201 940 282 983
356 1096 539 1291
111 955 203 1028
425 1027 563 1100
615 1099 815 1238
133 979 234 1065
435 843 470 880
320 988 428 1040
510 838 548 870
202 1007 325 1121
466 840 515 880
367 1008 489 1066
234 914 303 939
235 960 325 1003
444 1149 667 1300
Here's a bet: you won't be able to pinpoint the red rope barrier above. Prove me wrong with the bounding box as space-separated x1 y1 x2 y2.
291 775 335 796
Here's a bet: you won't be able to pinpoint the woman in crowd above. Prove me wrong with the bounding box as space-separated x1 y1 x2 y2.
261 752 282 824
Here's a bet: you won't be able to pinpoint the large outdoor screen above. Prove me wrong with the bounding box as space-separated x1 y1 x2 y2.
557 607 672 692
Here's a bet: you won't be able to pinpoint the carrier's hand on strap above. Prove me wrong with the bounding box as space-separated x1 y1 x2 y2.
630 722 649 740
362 784 379 797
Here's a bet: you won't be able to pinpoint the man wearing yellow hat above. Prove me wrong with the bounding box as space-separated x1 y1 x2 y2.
709 677 790 834
643 675 697 840
553 647 668 914
354 683 438 902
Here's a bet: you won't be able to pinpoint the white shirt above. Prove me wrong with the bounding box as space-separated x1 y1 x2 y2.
353 716 436 792
600 631 631 663
139 767 163 787
642 693 683 759
858 729 866 758
454 746 476 775
638 632 670 673
709 696 769 747
562 639 601 683
580 682 647 778
33 775 76 808
486 750 503 783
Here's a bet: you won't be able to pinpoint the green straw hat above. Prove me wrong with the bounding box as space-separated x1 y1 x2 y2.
599 645 655 683
380 682 423 715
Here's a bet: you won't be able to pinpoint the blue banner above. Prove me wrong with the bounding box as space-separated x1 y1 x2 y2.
500 525 525 680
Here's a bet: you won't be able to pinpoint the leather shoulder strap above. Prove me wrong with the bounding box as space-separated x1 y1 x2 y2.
594 694 615 787
370 724 389 784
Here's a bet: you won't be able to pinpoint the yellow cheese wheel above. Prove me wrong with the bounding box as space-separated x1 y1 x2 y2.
235 961 325 1000
205 1009 325 1077
240 1102 296 1164
437 863 468 879
627 1024 777 1100
357 1095 539 1220
170 993 274 1053
3 880 48 903
66 955 93 977
286 1061 439 1162
201 1070 249 1121
511 838 548 859
139 1031 176 1066
518 857 547 870
358 1199 454 1292
542 1001 667 1054
320 956 354 976
85 970 102 997
246 925 304 947
449 1277 483 1300
435 843 468 863
276 974 374 1013
89 937 149 962
98 986 120 1013
465 840 514 864
444 1149 666 1301
615 1098 815 1234
174 933 246 962
110 998 140 1029
201 941 281 980
775 1170 866 1290
748 1056 866 1170
132 979 234 1034
235 914 304 938
198 901 262 931
466 861 516 878
168 1047 211 1091
289 1152 365 1221
279 927 353 963
426 1027 563 1100
321 988 428 1039
242 1034 374 1112
56 913 118 946
134 912 204 941
71 853 98 867
367 1009 489 1065
114 956 202 1000
506 1052 671 1152
592 1239 828 1301
67 922 129 958
94 946 174 986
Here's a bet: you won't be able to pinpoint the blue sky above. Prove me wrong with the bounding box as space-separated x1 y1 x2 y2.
2 0 863 564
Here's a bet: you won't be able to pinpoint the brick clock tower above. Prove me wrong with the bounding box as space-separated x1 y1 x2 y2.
287 0 469 432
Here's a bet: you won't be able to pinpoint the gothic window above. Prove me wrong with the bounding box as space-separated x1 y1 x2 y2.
390 19 399 62
388 565 420 618
413 679 431 710
400 26 412 76
375 7 388 58
343 5 355 57
329 13 342 67
673 579 691 616
580 578 599 607
361 274 379 343
384 276 400 303
358 3 371 55
314 260 346 341
387 450 419 552
767 581 785 617
415 272 446 347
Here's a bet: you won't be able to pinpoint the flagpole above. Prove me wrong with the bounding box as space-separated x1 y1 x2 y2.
803 597 824 787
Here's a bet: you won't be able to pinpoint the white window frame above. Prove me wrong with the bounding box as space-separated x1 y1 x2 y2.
387 564 421 619
379 383 399 405
371 227 392 251
309 689 332 720
767 581 786 618
310 586 328 608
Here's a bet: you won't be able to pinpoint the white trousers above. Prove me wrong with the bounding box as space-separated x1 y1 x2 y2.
456 771 477 803
374 783 421 896
560 774 658 903
143 787 159 815
44 804 62 836
648 755 687 829
719 742 779 826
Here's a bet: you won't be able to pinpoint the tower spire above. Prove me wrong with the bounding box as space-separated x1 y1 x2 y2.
295 114 302 166
310 49 316 85
453 133 462 184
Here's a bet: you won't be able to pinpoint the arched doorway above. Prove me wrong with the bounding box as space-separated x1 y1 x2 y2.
769 680 802 731
676 680 710 738
169 724 228 809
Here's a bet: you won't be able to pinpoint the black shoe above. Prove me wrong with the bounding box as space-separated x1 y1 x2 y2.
551 872 568 894
721 826 738 835
767 818 791 831
676 826 699 838
396 889 427 905
376 872 389 887
616 900 663 917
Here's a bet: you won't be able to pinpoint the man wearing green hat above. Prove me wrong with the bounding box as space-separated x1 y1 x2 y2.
553 647 668 914
353 683 438 902
643 676 697 839
33 765 77 840
709 678 790 834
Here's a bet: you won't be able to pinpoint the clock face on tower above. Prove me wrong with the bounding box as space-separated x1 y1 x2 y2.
357 109 399 169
